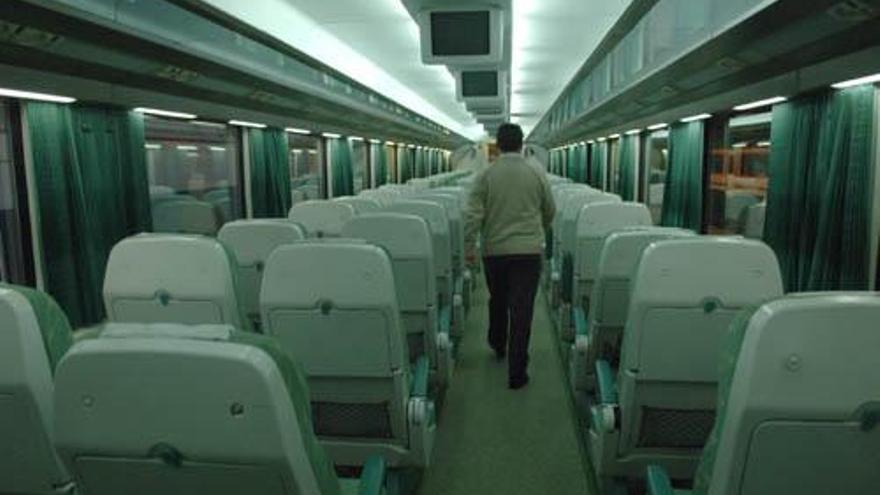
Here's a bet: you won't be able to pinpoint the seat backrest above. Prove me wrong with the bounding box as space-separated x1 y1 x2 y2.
590 227 695 329
572 202 652 305
697 293 880 495
386 200 452 291
288 201 356 237
333 196 381 215
617 238 783 454
53 324 343 495
342 214 436 361
261 243 410 443
418 193 463 270
152 199 220 236
217 220 306 321
0 285 73 495
562 192 621 257
103 234 250 331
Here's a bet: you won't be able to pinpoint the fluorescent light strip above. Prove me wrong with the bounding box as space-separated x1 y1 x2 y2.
370 139 382 144
757 141 771 147
322 132 342 139
647 123 668 131
144 144 162 150
285 127 312 135
176 145 198 151
209 146 227 152
229 120 266 129
625 129 642 135
680 113 712 123
134 107 197 120
0 87 76 103
732 142 749 149
832 73 880 89
349 136 364 142
597 137 607 142
386 141 396 146
732 96 786 111
587 140 595 144
609 134 621 139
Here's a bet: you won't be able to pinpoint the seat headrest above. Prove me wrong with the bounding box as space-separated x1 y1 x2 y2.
387 200 449 235
288 200 356 237
0 284 73 373
576 202 653 238
218 220 305 265
597 227 695 279
342 213 433 259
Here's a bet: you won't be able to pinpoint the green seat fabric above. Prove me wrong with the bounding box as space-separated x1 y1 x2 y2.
226 331 342 495
691 305 760 494
1 283 74 373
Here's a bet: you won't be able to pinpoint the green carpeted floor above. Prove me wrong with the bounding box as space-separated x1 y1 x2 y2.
417 280 594 495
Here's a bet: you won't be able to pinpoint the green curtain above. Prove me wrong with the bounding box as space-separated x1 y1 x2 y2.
373 143 388 186
566 147 577 181
590 141 608 189
619 134 638 201
27 102 152 327
248 128 291 217
399 148 413 183
765 86 875 292
660 121 704 230
328 137 354 196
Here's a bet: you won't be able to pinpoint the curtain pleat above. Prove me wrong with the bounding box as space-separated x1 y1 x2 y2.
27 102 152 327
619 135 638 201
399 148 413 183
329 137 354 196
248 128 291 217
660 121 704 230
590 141 608 189
373 143 388 187
765 86 874 291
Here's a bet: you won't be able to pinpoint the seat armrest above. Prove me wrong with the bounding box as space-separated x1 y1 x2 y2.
574 307 589 336
410 355 430 397
595 360 618 404
647 465 684 495
357 456 387 495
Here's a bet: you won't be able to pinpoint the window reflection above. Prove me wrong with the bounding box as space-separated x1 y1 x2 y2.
707 112 770 235
644 130 669 224
144 117 243 234
288 134 324 203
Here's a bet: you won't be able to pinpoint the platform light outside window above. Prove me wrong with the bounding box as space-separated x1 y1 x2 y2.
680 113 712 123
134 107 196 120
732 96 786 112
732 142 749 149
831 73 880 89
0 87 76 103
285 127 312 135
322 132 342 139
647 123 668 131
228 120 266 129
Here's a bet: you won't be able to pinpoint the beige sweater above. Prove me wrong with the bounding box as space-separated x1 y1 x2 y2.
464 153 556 257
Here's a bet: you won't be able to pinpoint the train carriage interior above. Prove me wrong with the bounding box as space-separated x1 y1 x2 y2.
1 1 880 494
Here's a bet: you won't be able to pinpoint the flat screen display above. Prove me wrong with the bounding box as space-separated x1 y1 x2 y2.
430 11 491 56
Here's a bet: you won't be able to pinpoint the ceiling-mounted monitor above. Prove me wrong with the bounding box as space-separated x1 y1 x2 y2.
419 6 505 66
456 70 508 104
467 96 508 116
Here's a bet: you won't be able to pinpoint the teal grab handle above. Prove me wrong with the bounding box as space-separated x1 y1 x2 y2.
410 355 430 397
595 360 618 404
574 307 589 336
358 456 387 495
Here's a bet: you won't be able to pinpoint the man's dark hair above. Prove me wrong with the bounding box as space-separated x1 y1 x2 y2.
496 123 523 153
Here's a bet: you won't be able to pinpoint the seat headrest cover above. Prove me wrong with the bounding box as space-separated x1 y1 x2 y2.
218 220 305 265
342 213 433 259
0 284 73 373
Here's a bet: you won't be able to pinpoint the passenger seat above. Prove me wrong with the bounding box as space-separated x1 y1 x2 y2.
288 200 356 237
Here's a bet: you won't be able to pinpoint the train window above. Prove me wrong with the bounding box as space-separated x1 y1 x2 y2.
644 129 669 224
144 116 244 226
350 138 368 193
288 134 324 202
0 100 31 284
706 112 770 235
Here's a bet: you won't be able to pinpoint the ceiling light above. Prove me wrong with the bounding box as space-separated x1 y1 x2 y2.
579 141 586 146
322 132 342 139
229 120 266 128
0 87 76 103
308 150 317 155
176 145 198 151
732 142 749 149
609 134 621 139
831 73 880 89
625 129 642 135
349 136 364 142
134 107 197 119
291 149 303 154
407 144 416 149
144 144 162 150
587 140 595 144
757 141 771 147
597 137 607 142
285 127 312 135
732 96 787 111
647 123 668 131
209 146 226 152
386 141 396 146
370 139 382 144
680 113 712 123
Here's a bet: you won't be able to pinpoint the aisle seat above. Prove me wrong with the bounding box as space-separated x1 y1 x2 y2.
342 213 453 389
53 324 388 495
418 192 471 316
152 199 220 236
589 238 783 482
261 243 435 468
648 292 880 495
570 227 693 391
103 234 252 332
0 285 74 495
288 201 356 238
218 220 306 330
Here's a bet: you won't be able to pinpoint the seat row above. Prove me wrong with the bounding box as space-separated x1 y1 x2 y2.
544 176 880 494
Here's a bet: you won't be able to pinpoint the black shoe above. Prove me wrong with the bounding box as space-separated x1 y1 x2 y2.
508 375 530 390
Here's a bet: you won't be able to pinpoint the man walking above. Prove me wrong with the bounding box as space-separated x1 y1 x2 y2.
464 124 556 389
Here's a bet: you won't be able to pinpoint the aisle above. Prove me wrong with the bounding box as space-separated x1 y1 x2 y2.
417 280 594 495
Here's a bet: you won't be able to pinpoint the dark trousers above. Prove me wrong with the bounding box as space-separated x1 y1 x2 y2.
483 255 542 382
